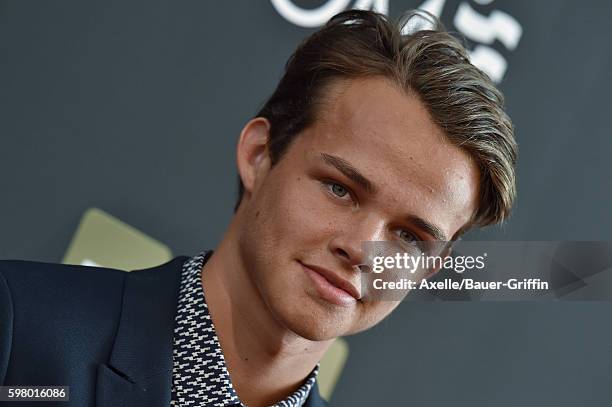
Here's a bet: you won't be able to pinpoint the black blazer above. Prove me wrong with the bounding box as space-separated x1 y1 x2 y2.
0 257 327 407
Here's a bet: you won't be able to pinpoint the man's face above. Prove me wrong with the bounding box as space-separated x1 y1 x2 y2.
237 77 480 341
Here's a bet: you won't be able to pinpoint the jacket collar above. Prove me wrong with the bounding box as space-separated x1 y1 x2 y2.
303 381 328 407
96 256 188 407
94 254 328 407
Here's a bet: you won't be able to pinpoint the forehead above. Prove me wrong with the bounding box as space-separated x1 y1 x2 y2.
295 76 480 238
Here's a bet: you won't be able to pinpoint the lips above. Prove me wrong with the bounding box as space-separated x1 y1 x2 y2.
300 261 361 301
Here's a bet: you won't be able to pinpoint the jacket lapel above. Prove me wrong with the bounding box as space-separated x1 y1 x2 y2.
96 256 188 407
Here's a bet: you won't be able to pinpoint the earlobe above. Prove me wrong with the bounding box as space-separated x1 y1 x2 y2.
236 117 272 196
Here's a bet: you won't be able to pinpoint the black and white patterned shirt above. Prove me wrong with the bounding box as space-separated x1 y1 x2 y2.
170 251 319 407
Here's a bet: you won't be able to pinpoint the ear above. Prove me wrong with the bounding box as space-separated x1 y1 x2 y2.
236 117 272 199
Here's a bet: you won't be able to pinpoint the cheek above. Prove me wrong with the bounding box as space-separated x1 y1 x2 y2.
258 175 340 247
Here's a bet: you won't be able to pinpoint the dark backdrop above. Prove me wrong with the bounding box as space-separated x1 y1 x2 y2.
1 1 611 405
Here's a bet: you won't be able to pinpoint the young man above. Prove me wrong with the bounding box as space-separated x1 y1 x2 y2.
0 9 517 407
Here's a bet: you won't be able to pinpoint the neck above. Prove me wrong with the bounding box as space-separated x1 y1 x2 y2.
201 215 332 407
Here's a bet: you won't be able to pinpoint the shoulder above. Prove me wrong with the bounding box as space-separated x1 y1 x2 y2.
0 259 127 317
0 258 129 332
0 258 126 287
0 260 129 385
0 256 190 327
0 257 196 323
0 257 188 385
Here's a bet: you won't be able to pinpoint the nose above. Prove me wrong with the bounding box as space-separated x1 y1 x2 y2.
328 214 386 268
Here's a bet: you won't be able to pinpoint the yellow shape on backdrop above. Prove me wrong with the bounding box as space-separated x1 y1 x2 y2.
318 338 349 401
63 207 172 270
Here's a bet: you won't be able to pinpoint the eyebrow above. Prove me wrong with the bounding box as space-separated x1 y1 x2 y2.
406 215 449 242
320 153 377 194
319 153 449 241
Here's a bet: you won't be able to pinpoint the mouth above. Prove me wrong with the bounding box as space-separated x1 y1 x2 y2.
299 261 361 306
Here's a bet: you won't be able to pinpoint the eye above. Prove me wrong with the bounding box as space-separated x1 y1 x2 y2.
330 182 348 197
322 180 352 201
396 229 426 251
396 229 430 254
398 229 418 244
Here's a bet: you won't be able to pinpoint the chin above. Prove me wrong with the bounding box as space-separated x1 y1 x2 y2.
285 318 344 342
272 296 355 341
